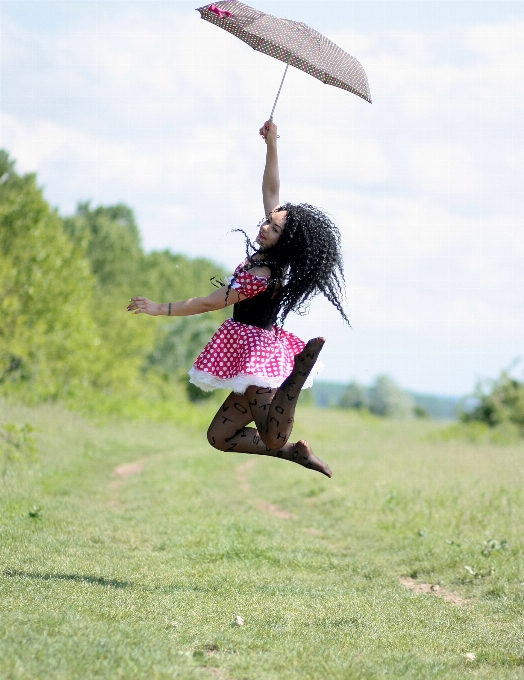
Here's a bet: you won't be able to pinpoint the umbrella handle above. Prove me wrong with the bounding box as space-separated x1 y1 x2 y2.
269 61 290 122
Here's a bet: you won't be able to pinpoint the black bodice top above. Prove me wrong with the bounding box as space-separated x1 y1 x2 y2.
233 284 279 330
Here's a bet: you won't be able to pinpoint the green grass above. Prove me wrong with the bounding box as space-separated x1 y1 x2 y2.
1 399 524 679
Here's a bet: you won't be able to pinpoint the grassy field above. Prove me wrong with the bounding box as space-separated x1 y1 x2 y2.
1 398 524 679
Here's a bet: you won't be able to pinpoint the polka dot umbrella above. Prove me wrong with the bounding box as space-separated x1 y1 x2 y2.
196 1 372 119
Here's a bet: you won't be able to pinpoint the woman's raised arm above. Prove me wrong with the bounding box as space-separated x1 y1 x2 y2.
260 120 280 218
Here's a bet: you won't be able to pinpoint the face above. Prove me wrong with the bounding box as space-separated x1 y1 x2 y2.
256 208 287 248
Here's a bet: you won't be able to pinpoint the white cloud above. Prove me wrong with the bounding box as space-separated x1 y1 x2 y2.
466 21 524 69
402 91 439 118
288 129 388 185
1 114 160 187
411 142 481 195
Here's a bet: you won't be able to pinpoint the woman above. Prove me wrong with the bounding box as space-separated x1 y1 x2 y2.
128 121 349 477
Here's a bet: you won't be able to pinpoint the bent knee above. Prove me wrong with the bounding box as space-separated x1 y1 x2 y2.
207 427 226 451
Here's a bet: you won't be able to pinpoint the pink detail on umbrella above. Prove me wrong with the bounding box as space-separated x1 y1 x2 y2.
208 4 232 18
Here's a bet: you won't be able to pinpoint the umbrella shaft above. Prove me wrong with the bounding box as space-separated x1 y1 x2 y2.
269 61 290 121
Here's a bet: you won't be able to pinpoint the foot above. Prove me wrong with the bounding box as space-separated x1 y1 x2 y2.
292 439 332 478
292 337 325 380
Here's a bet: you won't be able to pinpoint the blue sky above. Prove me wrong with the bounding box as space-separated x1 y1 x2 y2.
1 1 523 395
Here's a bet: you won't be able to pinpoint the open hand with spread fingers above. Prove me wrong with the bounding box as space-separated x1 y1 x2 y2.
127 297 161 316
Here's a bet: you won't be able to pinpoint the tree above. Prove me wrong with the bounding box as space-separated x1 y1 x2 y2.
63 202 228 401
142 251 228 401
461 369 524 436
146 316 219 401
339 381 369 410
0 151 101 399
368 375 414 418
141 250 227 305
0 154 229 408
338 375 414 418
63 202 144 293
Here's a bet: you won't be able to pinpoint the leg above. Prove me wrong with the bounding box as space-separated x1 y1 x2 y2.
207 338 331 477
248 337 326 449
207 391 264 455
242 383 332 477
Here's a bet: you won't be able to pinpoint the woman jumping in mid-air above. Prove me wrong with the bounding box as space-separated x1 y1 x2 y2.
128 120 349 477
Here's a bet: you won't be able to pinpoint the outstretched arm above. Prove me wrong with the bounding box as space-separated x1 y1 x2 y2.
128 263 271 317
260 120 280 218
127 285 245 317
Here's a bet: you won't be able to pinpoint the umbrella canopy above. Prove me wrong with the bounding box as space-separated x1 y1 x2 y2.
196 1 372 105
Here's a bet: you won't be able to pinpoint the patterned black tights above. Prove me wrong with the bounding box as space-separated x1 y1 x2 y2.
206 339 332 477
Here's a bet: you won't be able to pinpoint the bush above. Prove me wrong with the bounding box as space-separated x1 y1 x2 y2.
146 316 219 401
338 375 414 419
413 405 429 419
339 381 369 410
0 151 228 413
460 368 524 437
368 375 414 418
0 151 102 399
0 422 37 475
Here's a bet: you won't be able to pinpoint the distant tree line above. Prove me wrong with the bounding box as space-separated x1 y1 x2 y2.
0 150 227 411
336 369 524 436
338 375 425 419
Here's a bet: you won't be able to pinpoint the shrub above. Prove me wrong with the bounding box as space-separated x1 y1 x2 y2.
339 375 414 419
460 368 524 437
339 381 369 410
368 375 414 419
0 151 102 399
0 422 37 475
0 151 227 412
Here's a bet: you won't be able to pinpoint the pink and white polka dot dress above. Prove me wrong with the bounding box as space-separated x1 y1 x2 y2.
188 264 323 394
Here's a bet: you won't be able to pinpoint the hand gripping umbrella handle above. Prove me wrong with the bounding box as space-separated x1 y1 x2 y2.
269 61 290 122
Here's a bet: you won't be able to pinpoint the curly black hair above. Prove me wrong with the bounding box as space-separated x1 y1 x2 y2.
236 203 350 327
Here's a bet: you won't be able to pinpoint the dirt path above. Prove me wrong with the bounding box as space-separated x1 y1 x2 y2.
236 459 298 520
254 499 297 519
235 459 257 493
108 459 145 491
109 455 300 522
400 576 467 606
